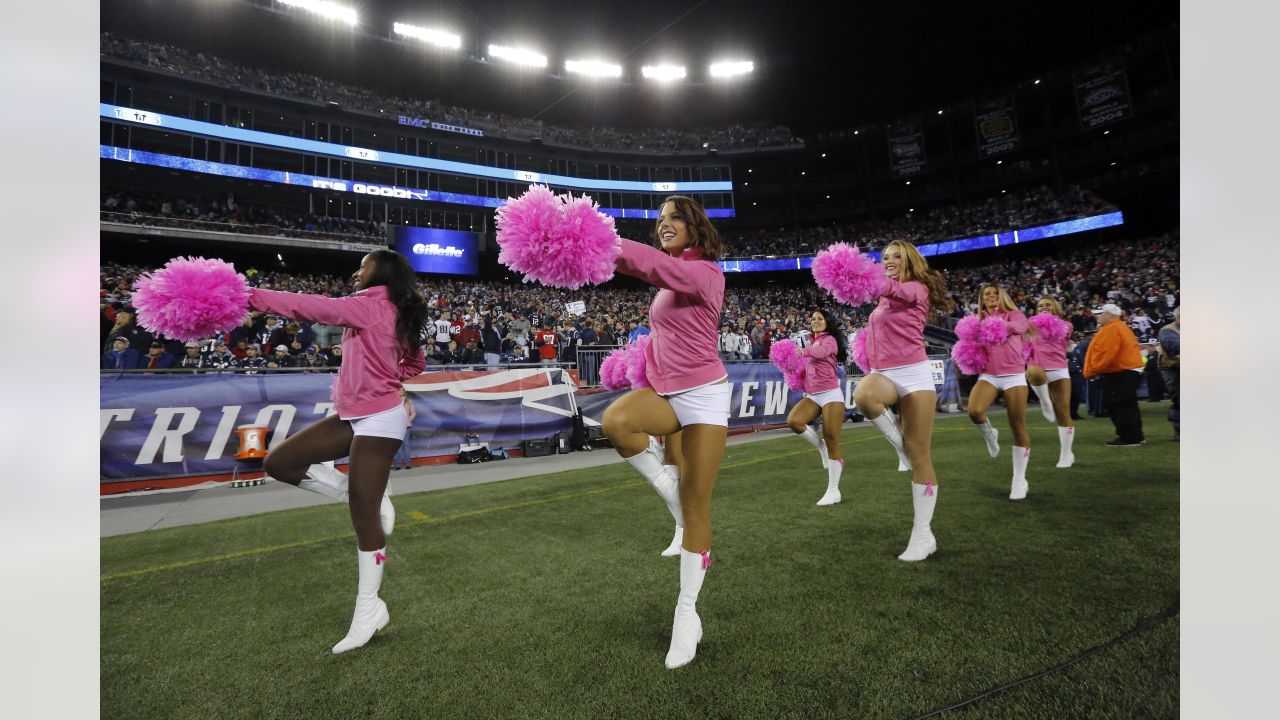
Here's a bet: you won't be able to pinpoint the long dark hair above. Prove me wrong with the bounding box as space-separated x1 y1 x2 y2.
651 196 725 260
816 308 849 364
362 250 427 356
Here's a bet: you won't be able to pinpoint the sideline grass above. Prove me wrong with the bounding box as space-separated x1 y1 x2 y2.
102 404 1178 719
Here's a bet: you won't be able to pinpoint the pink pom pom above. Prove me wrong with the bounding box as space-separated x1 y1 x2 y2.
951 339 988 375
979 316 1010 346
131 257 248 342
1030 313 1072 342
769 339 807 378
954 315 981 342
625 334 651 390
811 243 889 306
495 185 621 290
599 347 631 391
782 370 806 393
849 329 870 374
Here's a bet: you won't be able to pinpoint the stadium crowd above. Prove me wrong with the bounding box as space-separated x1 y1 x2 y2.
101 189 388 243
101 231 1178 373
101 183 1114 258
723 184 1115 257
101 32 801 154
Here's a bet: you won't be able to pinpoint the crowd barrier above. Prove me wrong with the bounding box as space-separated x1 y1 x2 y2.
100 358 959 491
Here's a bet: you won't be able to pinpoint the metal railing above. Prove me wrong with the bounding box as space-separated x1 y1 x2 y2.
100 211 384 246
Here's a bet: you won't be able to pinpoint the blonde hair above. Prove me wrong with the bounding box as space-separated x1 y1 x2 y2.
1036 296 1065 318
883 240 953 318
978 284 1018 319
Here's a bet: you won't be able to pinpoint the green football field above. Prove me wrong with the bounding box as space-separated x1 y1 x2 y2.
102 403 1179 719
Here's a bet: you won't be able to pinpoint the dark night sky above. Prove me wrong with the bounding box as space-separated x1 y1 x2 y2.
102 0 1178 135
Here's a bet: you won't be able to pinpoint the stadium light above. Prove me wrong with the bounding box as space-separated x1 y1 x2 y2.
642 64 686 82
277 0 357 26
565 59 623 78
488 44 548 68
709 60 754 78
393 23 461 49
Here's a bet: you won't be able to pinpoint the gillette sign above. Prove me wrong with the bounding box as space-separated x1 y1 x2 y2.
394 226 480 276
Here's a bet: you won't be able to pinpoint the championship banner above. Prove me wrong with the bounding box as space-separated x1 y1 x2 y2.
100 368 577 485
1073 60 1133 130
973 96 1021 158
887 120 927 178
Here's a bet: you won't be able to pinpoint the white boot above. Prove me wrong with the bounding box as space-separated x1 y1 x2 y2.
665 549 710 669
1056 427 1076 468
898 482 938 562
300 464 395 537
871 410 911 471
1010 446 1030 500
798 426 828 470
1030 383 1055 423
660 465 684 557
626 452 684 554
331 547 390 654
977 421 1000 458
816 459 843 506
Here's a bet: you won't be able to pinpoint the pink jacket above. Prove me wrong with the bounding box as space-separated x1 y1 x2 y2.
983 309 1030 375
1027 332 1069 371
866 278 929 370
615 239 727 395
799 333 840 394
248 285 426 419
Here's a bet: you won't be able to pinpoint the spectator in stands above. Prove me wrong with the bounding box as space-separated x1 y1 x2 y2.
461 339 485 365
101 336 139 370
137 340 176 372
204 339 238 369
1083 304 1145 446
431 312 452 344
297 345 330 372
1157 307 1180 441
229 315 256 350
327 343 343 368
627 319 650 343
104 310 150 351
424 337 445 365
441 339 461 365
510 344 535 364
256 316 282 349
178 341 205 370
236 344 266 373
535 323 558 364
267 344 296 372
481 316 502 367
612 321 629 347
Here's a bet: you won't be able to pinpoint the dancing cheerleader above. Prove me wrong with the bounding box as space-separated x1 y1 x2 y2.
966 284 1033 500
600 196 730 669
249 250 426 653
1025 297 1076 467
783 309 850 506
843 240 954 561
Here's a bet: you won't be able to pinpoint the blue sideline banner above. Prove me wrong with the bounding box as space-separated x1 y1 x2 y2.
101 362 956 483
100 368 578 483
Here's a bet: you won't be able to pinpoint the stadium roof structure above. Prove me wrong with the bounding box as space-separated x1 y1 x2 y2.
101 0 1176 136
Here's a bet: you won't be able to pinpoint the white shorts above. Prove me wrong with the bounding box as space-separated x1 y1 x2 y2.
805 387 846 408
1044 368 1070 383
978 373 1029 392
872 360 936 397
664 381 731 428
346 404 410 440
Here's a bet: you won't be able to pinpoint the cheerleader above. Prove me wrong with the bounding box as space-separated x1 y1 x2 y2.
785 309 851 506
1025 297 1075 467
602 196 730 669
967 284 1033 500
250 250 427 653
850 240 954 561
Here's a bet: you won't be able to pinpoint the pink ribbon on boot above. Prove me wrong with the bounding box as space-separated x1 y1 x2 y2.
924 481 934 497
700 550 712 570
374 551 387 566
